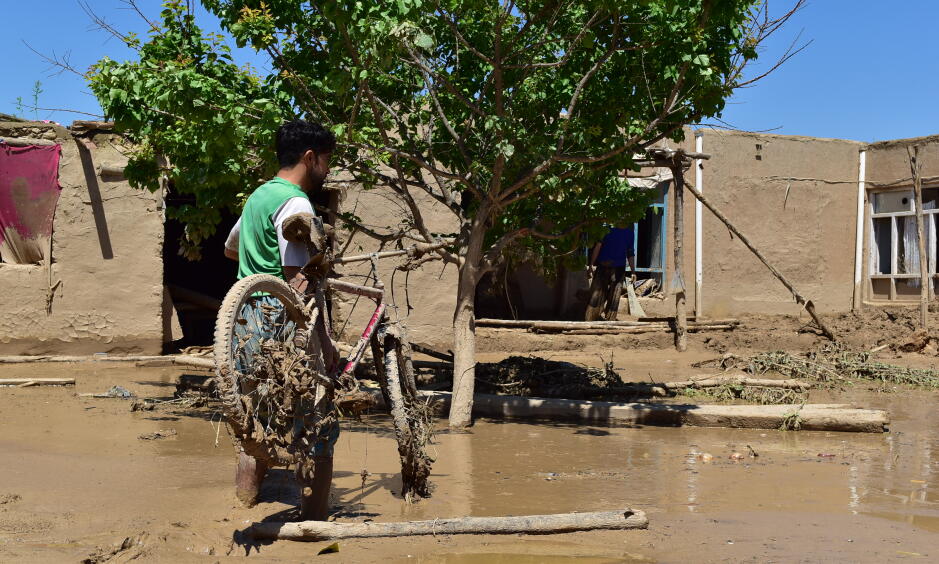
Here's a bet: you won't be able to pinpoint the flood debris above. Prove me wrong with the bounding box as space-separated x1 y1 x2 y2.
896 330 939 354
130 400 155 412
138 429 177 441
79 385 135 399
82 533 148 564
473 356 624 400
722 343 939 389
469 356 814 405
247 508 648 542
668 375 811 405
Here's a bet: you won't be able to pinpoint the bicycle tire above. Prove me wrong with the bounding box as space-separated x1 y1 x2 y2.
214 274 309 465
380 327 434 499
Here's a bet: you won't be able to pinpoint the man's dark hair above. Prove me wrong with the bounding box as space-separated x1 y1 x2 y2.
275 120 336 168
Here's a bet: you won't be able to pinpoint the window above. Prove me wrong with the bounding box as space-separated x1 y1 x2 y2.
868 187 938 300
632 181 669 290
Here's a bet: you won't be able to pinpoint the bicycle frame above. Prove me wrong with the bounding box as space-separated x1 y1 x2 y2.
299 241 449 384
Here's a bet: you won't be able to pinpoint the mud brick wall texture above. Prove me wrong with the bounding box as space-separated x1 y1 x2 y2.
0 121 164 354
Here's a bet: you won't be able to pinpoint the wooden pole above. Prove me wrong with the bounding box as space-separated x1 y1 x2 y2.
681 180 836 340
249 508 649 541
0 378 75 386
672 162 688 351
907 145 929 330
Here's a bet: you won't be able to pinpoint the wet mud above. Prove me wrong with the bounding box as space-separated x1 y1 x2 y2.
0 344 937 562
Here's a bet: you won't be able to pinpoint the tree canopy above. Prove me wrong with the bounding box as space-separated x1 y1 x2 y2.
88 0 799 426
90 0 780 262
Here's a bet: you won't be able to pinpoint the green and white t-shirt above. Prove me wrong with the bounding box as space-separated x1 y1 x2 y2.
224 177 314 279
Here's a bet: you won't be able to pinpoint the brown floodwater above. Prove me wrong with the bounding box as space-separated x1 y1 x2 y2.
0 361 937 562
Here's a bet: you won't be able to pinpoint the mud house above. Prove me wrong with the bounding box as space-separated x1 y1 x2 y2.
480 129 939 325
0 118 167 355
2 117 937 355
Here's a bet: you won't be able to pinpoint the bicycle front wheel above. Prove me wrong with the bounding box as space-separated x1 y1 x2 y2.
214 274 309 465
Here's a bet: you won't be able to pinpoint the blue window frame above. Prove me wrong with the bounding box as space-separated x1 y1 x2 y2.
631 182 668 278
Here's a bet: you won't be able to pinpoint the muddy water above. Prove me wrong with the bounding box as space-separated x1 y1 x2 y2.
0 362 937 562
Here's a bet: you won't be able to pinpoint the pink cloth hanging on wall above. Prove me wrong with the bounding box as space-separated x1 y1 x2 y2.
0 143 62 264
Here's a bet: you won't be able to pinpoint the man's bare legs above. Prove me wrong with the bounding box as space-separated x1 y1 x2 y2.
297 454 333 520
235 450 269 506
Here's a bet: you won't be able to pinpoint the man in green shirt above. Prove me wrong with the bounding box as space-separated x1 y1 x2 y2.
224 120 337 520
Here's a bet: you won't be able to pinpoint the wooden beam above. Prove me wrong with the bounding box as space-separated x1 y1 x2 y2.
0 378 74 386
0 137 57 146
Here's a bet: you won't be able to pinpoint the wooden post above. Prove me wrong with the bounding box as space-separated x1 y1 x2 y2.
907 145 929 330
672 161 687 352
681 180 835 340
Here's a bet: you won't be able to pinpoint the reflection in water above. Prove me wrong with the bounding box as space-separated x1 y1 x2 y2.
340 392 936 536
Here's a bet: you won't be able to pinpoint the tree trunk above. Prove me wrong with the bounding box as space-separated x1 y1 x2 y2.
908 145 930 329
448 226 485 429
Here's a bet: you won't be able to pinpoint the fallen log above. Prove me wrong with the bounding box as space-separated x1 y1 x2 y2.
601 375 812 397
0 355 165 364
659 375 812 391
0 354 214 369
172 355 215 369
249 508 648 541
0 378 75 386
557 324 735 335
134 358 176 367
412 391 887 433
476 318 739 329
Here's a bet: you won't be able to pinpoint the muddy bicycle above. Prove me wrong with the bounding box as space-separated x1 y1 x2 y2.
213 214 440 515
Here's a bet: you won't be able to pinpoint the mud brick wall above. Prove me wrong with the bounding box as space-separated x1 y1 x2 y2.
0 121 165 354
330 184 459 350
697 130 863 316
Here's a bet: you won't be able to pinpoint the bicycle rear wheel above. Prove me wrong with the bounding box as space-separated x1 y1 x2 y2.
214 274 309 465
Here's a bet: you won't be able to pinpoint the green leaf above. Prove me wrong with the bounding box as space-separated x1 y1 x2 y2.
414 33 434 50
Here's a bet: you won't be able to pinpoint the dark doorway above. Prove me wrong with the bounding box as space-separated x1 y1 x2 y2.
163 204 239 351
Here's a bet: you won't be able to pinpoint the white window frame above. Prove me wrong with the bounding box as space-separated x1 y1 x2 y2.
868 186 938 301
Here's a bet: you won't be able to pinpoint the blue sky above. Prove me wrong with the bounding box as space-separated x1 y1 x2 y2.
1 1 937 142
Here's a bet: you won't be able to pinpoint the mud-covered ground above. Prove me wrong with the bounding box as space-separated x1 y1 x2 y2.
1 312 938 562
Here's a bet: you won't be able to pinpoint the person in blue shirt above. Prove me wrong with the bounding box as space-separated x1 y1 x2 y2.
585 224 636 320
